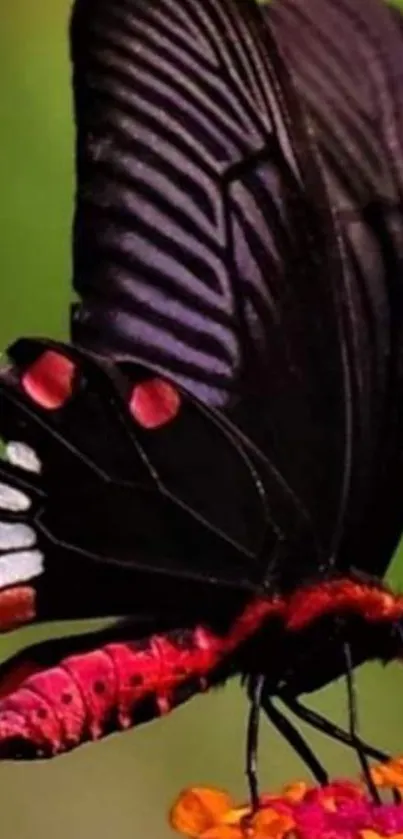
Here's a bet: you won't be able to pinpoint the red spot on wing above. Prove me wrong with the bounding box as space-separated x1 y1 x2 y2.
0 586 35 632
129 378 181 429
21 350 75 410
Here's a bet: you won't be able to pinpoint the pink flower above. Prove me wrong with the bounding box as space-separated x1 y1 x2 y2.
169 755 403 839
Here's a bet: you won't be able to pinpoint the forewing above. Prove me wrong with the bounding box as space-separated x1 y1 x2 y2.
267 0 403 577
69 0 352 585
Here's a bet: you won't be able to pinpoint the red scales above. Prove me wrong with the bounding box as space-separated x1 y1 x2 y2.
22 348 181 430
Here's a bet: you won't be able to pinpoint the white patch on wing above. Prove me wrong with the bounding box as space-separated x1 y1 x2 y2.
0 522 36 550
6 442 41 474
0 482 31 512
0 550 44 588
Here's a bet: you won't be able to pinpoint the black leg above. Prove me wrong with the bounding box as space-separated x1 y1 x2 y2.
246 674 265 811
281 695 389 763
343 641 381 803
262 696 329 785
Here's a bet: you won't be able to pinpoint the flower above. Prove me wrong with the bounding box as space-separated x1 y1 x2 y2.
169 757 403 839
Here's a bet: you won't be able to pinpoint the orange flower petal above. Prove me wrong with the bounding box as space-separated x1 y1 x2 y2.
259 783 307 812
281 783 308 804
222 807 251 825
321 797 337 813
200 825 243 839
170 757 403 839
359 832 403 839
169 788 234 838
371 758 403 789
252 809 295 839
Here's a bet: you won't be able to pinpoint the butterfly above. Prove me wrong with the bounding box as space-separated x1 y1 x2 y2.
0 0 403 809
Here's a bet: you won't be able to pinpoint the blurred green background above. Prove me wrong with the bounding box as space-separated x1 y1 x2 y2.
1 2 403 838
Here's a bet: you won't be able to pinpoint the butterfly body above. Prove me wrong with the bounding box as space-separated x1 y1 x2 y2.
0 0 403 777
0 340 401 765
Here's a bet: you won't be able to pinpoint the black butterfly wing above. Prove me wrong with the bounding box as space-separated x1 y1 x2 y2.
69 0 352 574
0 336 322 630
7 0 403 628
268 0 403 578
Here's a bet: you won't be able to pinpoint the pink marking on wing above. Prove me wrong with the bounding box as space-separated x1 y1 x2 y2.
0 586 36 633
21 350 75 410
129 378 181 429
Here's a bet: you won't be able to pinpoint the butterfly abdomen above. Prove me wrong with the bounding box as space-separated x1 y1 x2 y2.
0 635 215 758
0 579 401 758
0 599 279 758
